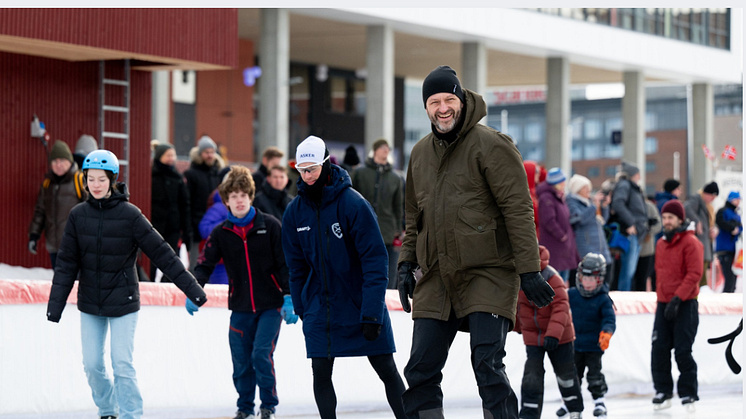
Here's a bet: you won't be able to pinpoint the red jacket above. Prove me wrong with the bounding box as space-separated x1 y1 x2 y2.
514 266 574 347
654 226 703 303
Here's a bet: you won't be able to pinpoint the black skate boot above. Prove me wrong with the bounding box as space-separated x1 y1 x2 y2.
593 400 607 418
652 392 673 410
681 396 698 412
556 404 569 418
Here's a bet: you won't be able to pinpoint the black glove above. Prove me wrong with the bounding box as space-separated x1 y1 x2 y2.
362 323 382 341
28 234 40 255
664 296 682 321
648 218 659 227
543 336 559 351
520 272 555 308
398 262 418 313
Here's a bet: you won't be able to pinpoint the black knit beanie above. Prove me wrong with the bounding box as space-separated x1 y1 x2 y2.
154 143 174 163
422 65 464 107
343 145 360 167
703 181 719 196
663 179 680 193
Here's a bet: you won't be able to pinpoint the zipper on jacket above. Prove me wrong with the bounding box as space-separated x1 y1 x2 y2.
96 201 104 315
317 208 332 360
224 225 257 312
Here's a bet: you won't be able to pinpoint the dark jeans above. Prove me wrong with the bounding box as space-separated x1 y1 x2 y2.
402 311 517 419
386 244 400 289
311 354 406 419
651 300 699 399
718 252 737 293
633 254 654 291
520 342 584 419
574 351 607 400
229 309 283 414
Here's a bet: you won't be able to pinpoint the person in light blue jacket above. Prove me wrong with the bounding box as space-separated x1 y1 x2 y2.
567 175 613 286
282 136 405 419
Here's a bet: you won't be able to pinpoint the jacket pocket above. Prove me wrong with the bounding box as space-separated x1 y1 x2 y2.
455 206 500 270
414 209 429 271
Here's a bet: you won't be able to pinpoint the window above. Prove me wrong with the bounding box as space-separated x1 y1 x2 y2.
645 137 658 154
508 123 523 143
645 111 658 131
572 143 583 161
525 122 543 143
523 147 544 162
585 143 602 159
605 165 618 177
646 161 657 173
604 144 623 158
585 119 603 139
605 117 622 139
571 118 583 140
587 166 600 178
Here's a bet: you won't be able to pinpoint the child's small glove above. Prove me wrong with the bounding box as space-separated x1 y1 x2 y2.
598 331 613 351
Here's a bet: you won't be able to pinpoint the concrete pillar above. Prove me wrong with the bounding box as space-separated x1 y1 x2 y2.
461 41 488 123
622 71 646 186
545 57 570 176
259 8 289 160
365 24 394 154
691 83 714 189
151 71 170 143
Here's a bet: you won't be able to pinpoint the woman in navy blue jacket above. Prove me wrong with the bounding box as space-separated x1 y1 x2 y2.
282 136 405 419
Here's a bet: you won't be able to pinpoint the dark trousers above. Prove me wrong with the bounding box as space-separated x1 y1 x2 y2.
311 354 406 419
229 309 283 414
574 351 607 400
402 311 518 419
718 252 737 293
386 244 400 289
633 254 654 291
651 300 699 399
519 342 584 419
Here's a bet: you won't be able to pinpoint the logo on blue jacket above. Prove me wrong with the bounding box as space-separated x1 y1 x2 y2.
332 223 343 239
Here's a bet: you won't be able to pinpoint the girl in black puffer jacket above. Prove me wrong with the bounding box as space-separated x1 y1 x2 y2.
47 150 206 419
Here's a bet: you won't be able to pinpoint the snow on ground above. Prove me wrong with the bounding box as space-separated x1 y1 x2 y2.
0 387 741 419
0 263 52 280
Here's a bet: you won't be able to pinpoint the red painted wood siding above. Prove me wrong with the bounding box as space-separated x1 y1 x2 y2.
0 51 152 268
0 9 238 68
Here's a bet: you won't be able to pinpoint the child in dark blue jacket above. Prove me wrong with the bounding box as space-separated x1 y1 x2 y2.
560 253 616 419
715 191 742 293
193 165 297 419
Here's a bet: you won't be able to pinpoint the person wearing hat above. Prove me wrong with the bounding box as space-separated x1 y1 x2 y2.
351 138 404 290
341 144 361 174
538 168 581 282
655 179 682 215
566 174 613 287
282 136 406 419
184 134 226 270
651 199 703 412
28 140 87 268
715 191 743 292
610 161 649 291
684 181 719 286
150 141 192 282
397 65 554 419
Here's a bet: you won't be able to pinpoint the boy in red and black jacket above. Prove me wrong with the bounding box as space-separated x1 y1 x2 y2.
193 165 297 419
514 245 584 419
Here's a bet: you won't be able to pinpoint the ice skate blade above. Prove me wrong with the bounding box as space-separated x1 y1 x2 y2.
653 400 672 410
684 402 696 413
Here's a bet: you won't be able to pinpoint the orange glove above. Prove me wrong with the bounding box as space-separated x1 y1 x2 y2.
598 331 612 351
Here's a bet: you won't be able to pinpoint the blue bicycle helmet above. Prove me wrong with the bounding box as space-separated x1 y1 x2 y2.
83 150 119 181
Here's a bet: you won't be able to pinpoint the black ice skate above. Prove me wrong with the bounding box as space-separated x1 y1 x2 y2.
652 392 673 410
681 396 698 412
260 408 276 419
593 400 607 418
556 404 569 418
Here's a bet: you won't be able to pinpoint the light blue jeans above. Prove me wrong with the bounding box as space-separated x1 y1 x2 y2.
80 311 142 419
617 234 641 291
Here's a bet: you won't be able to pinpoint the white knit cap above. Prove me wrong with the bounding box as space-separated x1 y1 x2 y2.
568 174 593 195
296 136 326 165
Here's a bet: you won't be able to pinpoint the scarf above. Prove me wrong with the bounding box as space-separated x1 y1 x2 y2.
228 206 256 227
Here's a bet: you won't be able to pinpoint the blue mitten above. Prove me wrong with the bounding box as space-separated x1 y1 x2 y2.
185 298 199 316
281 295 298 324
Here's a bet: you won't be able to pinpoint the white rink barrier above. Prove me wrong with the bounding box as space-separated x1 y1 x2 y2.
0 279 742 416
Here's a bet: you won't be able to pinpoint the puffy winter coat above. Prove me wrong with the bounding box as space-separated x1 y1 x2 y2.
399 89 540 325
47 185 207 322
196 210 288 312
351 158 404 245
151 161 191 246
183 147 226 240
253 180 293 222
684 192 714 262
537 182 581 271
568 285 616 353
610 176 649 240
514 266 574 347
29 164 86 253
198 190 229 284
654 224 703 303
567 194 611 264
715 201 742 253
282 165 396 358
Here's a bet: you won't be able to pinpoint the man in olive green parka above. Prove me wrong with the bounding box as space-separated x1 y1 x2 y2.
397 65 555 419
